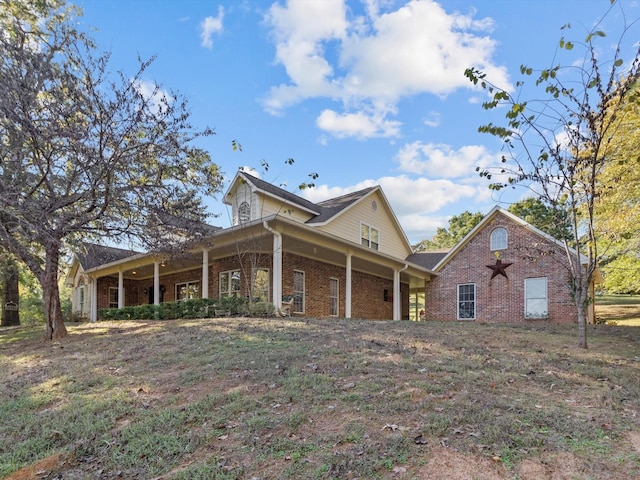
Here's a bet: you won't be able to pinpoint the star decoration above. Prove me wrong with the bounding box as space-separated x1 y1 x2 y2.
486 258 513 279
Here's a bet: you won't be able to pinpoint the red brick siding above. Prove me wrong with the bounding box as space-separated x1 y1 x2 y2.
95 277 139 309
424 215 577 323
96 251 407 320
282 253 401 319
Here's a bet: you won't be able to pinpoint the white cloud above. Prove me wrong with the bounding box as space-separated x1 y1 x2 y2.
316 109 401 139
394 141 498 178
200 6 224 49
423 111 441 128
263 0 510 138
301 174 493 242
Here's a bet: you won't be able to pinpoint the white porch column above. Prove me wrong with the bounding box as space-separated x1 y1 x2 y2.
202 249 209 299
263 222 282 309
272 232 282 308
90 277 98 323
393 269 400 321
345 253 352 319
118 270 124 309
393 264 408 321
153 261 160 306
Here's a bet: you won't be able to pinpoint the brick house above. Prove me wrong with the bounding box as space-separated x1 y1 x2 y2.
67 171 432 321
67 174 595 323
414 206 597 323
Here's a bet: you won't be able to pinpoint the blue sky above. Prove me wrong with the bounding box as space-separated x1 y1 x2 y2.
76 0 640 244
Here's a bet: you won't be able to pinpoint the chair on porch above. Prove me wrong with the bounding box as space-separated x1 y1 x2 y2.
279 295 294 317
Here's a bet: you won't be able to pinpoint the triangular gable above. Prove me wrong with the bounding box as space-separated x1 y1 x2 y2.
432 206 578 271
311 186 414 257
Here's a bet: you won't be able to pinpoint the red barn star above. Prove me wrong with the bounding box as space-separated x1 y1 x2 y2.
487 258 513 279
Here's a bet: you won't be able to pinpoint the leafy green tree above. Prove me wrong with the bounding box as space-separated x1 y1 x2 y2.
465 2 640 348
0 1 223 339
593 81 640 294
413 211 483 252
508 197 573 242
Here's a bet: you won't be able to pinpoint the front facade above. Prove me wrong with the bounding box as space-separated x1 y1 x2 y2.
67 171 430 322
67 174 595 324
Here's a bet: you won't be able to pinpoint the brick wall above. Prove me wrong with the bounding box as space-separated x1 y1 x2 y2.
96 251 407 320
424 214 577 323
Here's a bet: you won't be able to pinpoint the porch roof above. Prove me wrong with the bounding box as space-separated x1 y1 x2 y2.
81 214 435 290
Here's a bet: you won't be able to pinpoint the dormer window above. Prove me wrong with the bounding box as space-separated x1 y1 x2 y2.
490 227 508 251
238 202 250 224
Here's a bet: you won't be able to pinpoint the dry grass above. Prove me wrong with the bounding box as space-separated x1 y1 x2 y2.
1 317 639 480
596 299 640 326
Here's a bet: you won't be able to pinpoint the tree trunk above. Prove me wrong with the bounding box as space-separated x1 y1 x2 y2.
575 283 589 349
43 243 67 340
1 258 20 326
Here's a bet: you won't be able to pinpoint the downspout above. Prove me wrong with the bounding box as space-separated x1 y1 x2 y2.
393 264 409 321
263 221 282 311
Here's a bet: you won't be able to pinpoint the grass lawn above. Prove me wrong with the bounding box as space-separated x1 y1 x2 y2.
596 294 640 326
1 317 639 480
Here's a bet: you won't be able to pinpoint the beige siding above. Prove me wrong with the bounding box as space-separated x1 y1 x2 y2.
230 184 313 224
258 195 314 223
315 191 411 259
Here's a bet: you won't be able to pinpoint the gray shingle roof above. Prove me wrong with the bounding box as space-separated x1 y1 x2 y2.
241 172 320 214
241 172 376 223
405 251 450 269
308 187 377 224
77 243 140 270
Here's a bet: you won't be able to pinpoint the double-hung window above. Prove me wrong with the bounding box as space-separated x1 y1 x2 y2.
329 277 339 316
220 270 241 297
176 281 200 301
457 283 476 320
293 270 305 314
361 224 379 250
78 283 85 315
525 277 548 318
109 287 119 309
252 268 270 302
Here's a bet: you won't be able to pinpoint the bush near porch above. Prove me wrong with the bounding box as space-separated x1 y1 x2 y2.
97 296 274 321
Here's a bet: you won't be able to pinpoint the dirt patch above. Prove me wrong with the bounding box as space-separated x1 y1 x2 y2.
4 453 68 480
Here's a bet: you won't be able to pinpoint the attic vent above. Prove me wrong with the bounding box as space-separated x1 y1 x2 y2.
372 200 378 212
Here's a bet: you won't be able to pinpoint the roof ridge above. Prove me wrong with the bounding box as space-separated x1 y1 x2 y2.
316 185 377 206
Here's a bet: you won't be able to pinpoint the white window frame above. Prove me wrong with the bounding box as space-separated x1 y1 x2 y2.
78 284 85 315
525 277 548 318
176 280 201 301
238 201 251 224
490 227 508 251
329 277 339 317
219 270 241 297
361 223 379 250
109 287 119 309
252 268 270 302
457 283 476 320
293 270 305 314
